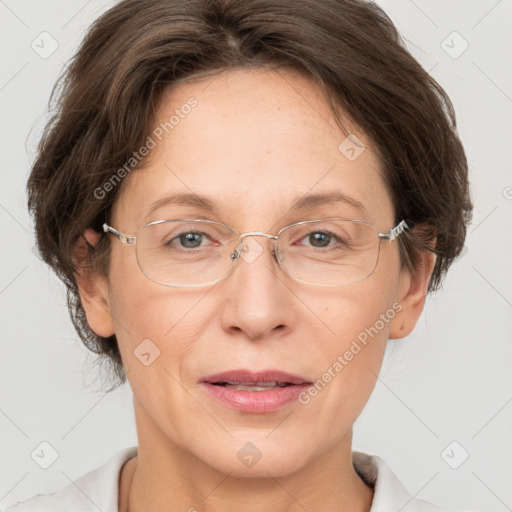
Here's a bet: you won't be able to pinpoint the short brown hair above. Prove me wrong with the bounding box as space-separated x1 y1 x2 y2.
28 0 472 390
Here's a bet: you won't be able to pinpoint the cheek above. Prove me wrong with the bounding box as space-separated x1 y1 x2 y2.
109 283 200 361
106 258 220 411
108 244 186 338
320 271 398 349
106 250 192 369
306 273 400 404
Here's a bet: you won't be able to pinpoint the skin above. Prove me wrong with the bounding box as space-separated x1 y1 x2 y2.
76 67 434 512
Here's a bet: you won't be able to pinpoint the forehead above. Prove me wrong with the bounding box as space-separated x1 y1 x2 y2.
112 67 394 230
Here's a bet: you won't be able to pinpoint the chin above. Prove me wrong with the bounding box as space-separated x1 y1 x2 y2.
196 437 313 479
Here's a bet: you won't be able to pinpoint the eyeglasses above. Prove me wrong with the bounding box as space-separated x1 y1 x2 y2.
103 218 408 288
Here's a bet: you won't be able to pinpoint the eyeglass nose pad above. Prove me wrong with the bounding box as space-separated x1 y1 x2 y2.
229 244 241 261
229 239 246 262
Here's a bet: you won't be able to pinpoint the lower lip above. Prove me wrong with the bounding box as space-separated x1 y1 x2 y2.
201 383 310 413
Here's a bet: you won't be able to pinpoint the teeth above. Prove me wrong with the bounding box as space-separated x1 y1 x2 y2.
222 380 289 386
214 381 290 391
228 384 284 391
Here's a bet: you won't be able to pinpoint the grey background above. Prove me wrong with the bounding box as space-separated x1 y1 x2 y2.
1 1 511 510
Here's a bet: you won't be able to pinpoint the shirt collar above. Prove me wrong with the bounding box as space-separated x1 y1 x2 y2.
9 447 451 511
353 451 452 511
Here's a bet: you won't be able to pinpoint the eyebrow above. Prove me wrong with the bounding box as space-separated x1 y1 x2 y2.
144 191 367 220
289 192 367 215
145 193 217 220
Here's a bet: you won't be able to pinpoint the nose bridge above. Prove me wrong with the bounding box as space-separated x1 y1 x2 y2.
239 231 278 240
221 230 293 341
233 231 280 266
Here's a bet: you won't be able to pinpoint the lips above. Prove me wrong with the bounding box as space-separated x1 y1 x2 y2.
201 370 311 387
200 370 313 413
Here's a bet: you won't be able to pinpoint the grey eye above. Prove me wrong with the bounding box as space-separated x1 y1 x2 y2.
178 232 204 248
307 232 333 247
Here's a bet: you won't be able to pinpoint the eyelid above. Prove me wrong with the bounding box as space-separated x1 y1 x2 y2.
146 216 367 237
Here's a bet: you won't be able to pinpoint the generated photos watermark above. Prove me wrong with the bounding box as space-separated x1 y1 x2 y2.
298 301 403 405
93 97 198 200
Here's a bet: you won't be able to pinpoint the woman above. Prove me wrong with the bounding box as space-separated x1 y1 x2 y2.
7 0 472 510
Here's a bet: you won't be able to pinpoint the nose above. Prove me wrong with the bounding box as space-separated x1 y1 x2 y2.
218 235 296 341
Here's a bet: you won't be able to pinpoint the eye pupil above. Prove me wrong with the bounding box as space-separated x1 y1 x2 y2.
180 232 202 248
309 232 331 247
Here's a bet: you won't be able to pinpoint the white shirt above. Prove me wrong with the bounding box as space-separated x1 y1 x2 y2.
4 447 467 512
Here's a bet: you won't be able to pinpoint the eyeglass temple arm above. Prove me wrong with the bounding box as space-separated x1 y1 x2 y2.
103 223 136 245
379 220 409 241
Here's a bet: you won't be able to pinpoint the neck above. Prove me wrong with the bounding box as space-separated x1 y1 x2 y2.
120 400 374 512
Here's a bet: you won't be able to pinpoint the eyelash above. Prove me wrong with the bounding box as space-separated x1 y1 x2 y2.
165 229 350 252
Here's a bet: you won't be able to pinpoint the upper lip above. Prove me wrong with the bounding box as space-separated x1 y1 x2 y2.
201 369 312 385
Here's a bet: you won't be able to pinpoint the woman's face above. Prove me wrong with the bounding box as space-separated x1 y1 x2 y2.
87 67 422 477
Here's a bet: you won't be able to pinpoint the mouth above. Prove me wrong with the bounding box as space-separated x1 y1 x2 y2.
200 370 313 413
201 369 312 388
210 381 293 391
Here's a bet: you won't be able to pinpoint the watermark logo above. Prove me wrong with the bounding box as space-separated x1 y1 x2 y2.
134 338 161 366
237 442 263 468
338 134 366 161
441 31 469 59
441 441 469 469
31 31 59 59
31 441 59 469
239 237 264 264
